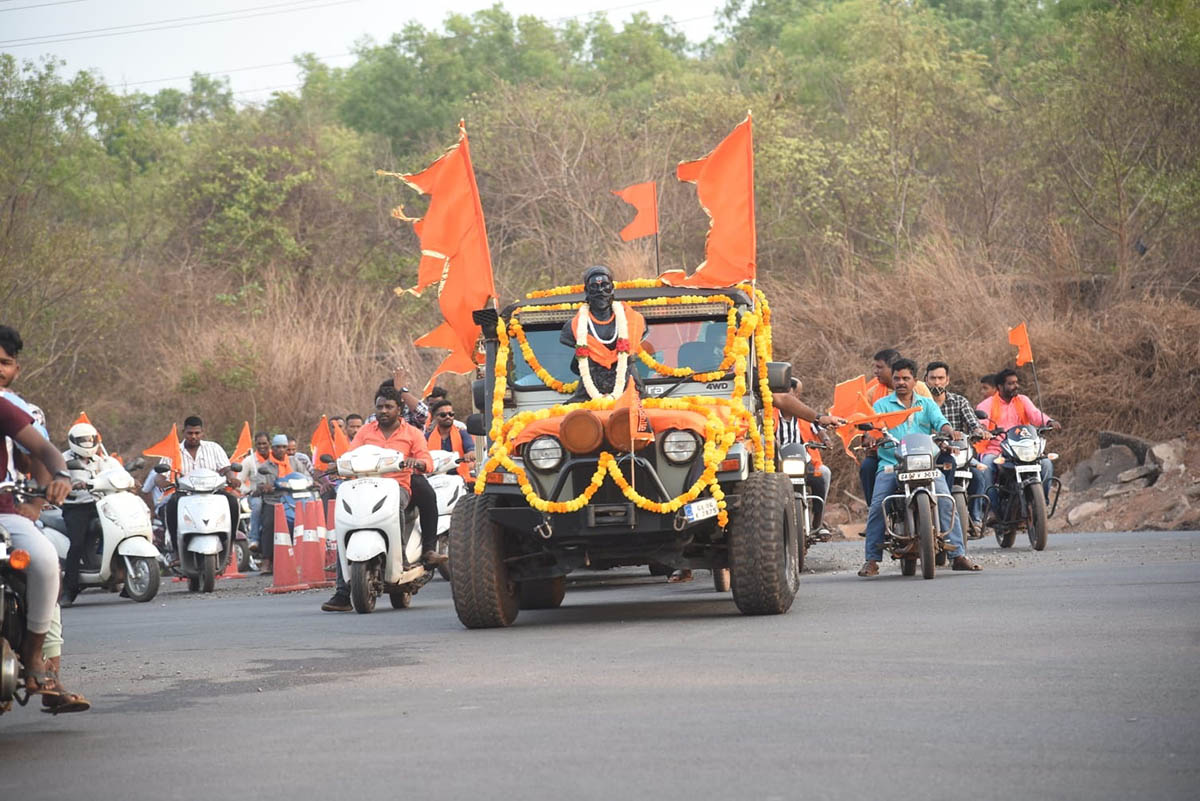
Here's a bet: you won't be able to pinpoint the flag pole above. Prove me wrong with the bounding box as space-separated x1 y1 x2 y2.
652 186 661 276
1029 358 1045 417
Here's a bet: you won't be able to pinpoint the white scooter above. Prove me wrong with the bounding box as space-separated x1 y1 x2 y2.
156 464 240 593
331 446 464 613
39 461 162 602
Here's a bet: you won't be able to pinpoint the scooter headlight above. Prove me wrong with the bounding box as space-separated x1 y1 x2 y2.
526 436 564 471
905 453 932 471
662 430 700 465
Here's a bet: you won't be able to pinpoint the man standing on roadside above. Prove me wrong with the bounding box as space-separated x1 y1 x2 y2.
858 359 981 577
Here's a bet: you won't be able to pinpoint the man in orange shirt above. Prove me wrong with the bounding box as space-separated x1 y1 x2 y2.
321 386 440 612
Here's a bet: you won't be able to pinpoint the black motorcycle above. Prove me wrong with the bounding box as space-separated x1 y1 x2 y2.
1 481 42 714
986 422 1061 550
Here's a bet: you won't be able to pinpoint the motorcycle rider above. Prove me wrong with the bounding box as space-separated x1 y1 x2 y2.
0 325 50 481
237 432 271 557
858 359 981 577
859 348 932 507
321 385 439 612
923 361 991 528
775 378 843 538
59 422 124 606
0 395 89 711
251 433 307 575
157 415 239 560
425 398 474 482
976 368 1060 507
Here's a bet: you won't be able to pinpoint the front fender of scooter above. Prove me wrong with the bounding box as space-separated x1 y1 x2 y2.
185 534 223 555
116 536 160 558
344 530 388 564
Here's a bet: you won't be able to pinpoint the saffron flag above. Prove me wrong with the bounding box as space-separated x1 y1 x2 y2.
143 424 182 477
72 411 92 427
660 113 756 289
231 421 252 464
379 121 496 396
611 181 659 242
1008 322 1033 366
829 376 874 460
614 377 653 451
310 416 338 466
332 421 351 458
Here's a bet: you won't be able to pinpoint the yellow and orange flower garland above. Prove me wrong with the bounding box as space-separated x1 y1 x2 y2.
476 280 777 527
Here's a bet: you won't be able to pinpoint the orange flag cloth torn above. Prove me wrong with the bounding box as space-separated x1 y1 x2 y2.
1008 322 1033 366
611 181 659 242
231 421 252 464
379 121 496 396
660 113 756 289
143 424 182 477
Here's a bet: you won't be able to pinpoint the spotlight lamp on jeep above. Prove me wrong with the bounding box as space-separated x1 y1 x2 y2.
526 436 564 471
661 430 700 464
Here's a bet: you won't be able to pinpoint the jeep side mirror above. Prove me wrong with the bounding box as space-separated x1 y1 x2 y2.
766 361 793 394
465 413 487 437
472 379 486 413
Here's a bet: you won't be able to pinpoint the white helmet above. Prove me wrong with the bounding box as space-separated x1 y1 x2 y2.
67 422 100 459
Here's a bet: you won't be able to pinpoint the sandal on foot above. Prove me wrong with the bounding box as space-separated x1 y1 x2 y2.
951 556 983 571
24 667 66 700
667 569 693 583
857 561 880 577
42 688 91 714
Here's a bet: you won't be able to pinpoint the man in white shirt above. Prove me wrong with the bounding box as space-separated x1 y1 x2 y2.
156 415 237 558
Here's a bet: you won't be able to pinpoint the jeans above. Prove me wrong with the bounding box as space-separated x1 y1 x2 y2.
864 471 964 562
247 496 263 547
938 461 987 522
61 502 98 597
0 513 59 634
980 454 1053 508
859 454 879 506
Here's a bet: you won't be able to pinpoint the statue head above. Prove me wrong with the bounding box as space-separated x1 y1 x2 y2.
583 265 615 315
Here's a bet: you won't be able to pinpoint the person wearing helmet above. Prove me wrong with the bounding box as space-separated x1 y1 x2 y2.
60 422 123 606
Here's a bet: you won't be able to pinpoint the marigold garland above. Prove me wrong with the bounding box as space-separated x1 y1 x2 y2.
477 285 778 526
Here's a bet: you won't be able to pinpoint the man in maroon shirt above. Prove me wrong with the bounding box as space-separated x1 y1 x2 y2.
1 395 89 711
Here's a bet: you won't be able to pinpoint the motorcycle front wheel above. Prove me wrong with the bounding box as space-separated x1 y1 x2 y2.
1026 485 1048 551
200 553 217 593
916 498 936 579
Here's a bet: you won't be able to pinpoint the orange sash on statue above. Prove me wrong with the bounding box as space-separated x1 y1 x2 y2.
571 305 646 369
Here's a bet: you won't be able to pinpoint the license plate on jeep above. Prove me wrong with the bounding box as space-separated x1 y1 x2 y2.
683 498 719 523
897 470 939 482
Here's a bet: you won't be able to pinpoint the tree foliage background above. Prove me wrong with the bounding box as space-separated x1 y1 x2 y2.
2 0 1198 467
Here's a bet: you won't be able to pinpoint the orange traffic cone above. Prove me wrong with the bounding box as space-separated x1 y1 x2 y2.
299 501 333 589
265 503 308 593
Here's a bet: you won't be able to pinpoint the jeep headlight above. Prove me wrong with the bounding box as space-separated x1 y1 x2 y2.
526 436 564 471
662 430 700 465
782 457 807 476
905 453 932 471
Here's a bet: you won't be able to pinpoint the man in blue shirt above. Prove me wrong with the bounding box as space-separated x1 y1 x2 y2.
858 359 982 577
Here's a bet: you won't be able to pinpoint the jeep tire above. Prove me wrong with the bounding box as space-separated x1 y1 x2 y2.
728 473 800 615
449 495 518 628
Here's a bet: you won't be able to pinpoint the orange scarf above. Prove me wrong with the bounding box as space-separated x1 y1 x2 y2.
988 393 1030 430
427 425 472 480
571 306 646 369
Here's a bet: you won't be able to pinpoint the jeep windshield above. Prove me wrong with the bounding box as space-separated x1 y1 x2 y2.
510 317 731 389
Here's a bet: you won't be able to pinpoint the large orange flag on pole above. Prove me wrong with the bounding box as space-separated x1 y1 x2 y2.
143 424 182 477
611 181 659 242
1008 322 1033 366
231 421 252 463
379 121 496 396
660 113 756 289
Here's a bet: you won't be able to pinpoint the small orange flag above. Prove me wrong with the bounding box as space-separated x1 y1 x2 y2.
231 421 252 463
1008 322 1033 366
380 121 496 396
143 424 182 477
660 113 756 289
72 411 92 427
332 421 352 457
310 416 337 467
611 181 659 242
615 377 653 450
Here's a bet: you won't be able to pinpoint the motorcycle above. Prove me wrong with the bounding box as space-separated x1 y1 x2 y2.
156 463 241 592
779 438 831 561
937 436 986 546
328 446 463 613
857 422 957 579
986 422 1060 551
0 482 35 714
38 458 161 602
233 496 257 573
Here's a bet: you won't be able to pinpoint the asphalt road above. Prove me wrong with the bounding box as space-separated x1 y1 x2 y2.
4 530 1198 801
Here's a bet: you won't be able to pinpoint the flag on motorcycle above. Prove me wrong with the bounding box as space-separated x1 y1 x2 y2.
660 113 756 289
379 120 496 396
143 424 182 477
829 376 875 459
611 181 659 242
1008 322 1033 366
231 421 252 463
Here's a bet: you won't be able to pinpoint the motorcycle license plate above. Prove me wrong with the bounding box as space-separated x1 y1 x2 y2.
683 498 719 523
897 470 939 482
292 491 313 499
954 470 973 479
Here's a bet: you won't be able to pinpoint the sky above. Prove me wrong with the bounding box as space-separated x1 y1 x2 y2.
0 0 725 104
